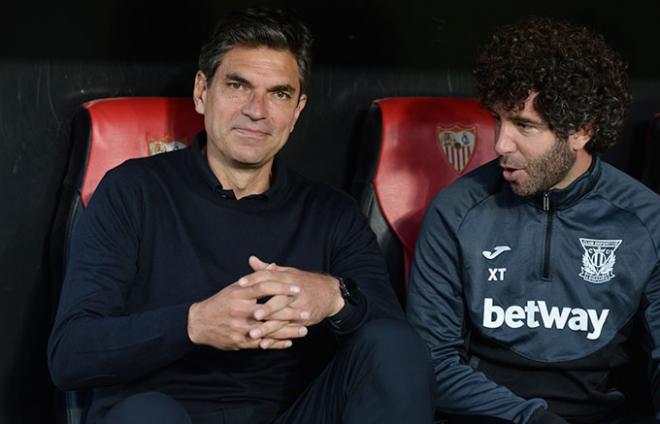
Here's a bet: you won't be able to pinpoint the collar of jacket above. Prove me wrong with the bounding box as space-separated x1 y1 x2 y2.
526 155 601 211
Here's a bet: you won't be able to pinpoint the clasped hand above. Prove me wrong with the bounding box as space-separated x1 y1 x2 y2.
188 256 344 351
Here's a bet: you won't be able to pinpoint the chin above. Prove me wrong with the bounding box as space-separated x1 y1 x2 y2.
231 155 270 169
231 149 266 164
509 182 535 197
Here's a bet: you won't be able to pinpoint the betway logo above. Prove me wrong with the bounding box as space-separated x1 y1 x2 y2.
482 298 609 340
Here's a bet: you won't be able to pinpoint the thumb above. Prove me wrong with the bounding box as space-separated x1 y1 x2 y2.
249 255 270 271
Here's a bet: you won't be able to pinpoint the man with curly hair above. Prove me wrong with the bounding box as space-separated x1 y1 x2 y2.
407 17 660 424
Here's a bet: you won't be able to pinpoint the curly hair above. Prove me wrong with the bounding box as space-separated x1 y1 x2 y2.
474 17 631 154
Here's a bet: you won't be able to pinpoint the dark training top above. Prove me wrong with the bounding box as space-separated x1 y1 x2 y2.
48 133 402 420
408 158 660 423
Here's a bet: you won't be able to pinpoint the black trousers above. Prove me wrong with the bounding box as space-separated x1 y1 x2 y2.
102 319 435 424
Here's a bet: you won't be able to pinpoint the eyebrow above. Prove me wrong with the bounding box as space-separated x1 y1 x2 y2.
511 116 547 128
224 73 253 88
269 84 296 95
224 73 297 95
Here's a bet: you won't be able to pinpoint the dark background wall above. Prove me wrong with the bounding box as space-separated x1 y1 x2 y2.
2 1 659 422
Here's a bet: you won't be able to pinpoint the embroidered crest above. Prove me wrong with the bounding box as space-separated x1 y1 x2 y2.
147 136 188 156
437 125 476 174
579 238 622 284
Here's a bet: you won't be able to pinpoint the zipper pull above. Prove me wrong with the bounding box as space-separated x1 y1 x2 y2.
543 192 550 211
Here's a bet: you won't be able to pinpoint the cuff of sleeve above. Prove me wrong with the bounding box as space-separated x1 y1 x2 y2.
324 295 368 336
160 302 196 352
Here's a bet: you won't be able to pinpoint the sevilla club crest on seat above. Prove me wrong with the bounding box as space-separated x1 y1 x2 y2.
147 136 189 156
437 125 476 174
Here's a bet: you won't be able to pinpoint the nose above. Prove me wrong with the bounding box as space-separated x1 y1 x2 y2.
241 92 267 121
494 121 517 156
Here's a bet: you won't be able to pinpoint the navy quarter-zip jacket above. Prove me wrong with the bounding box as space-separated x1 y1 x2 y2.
407 157 660 423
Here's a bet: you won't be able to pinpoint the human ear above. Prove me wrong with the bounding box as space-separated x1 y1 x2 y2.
569 125 593 151
289 94 307 133
193 71 208 115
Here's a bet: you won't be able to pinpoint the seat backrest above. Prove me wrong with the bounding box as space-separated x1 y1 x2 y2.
79 97 205 207
53 97 204 424
356 97 496 302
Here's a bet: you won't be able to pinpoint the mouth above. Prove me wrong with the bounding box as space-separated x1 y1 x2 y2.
233 127 271 139
500 161 524 182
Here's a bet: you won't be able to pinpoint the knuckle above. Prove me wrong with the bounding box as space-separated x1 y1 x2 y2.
262 270 273 279
255 281 269 293
229 319 244 332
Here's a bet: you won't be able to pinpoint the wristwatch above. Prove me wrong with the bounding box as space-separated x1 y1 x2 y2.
336 277 360 306
327 277 363 330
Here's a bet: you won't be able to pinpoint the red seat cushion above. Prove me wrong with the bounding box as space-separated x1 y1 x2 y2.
372 97 497 285
80 97 204 206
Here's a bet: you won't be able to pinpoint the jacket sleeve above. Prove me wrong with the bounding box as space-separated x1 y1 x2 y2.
48 168 195 390
642 258 660 419
326 198 404 336
406 199 546 424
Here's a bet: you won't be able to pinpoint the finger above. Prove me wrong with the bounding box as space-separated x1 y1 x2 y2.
235 335 263 350
238 281 301 302
248 255 270 272
255 294 297 320
248 319 289 339
259 339 293 350
266 263 289 271
249 256 291 272
268 324 308 340
264 307 310 322
238 269 292 287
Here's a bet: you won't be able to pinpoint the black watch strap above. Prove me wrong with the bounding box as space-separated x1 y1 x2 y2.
337 277 360 306
326 277 365 331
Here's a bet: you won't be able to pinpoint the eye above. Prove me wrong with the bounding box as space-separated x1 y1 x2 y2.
226 81 243 90
273 90 292 100
515 121 542 134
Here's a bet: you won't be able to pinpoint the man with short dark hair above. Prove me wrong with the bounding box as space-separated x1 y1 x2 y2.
407 17 660 424
49 8 433 423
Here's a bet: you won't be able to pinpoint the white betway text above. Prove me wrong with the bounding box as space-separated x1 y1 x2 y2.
482 298 609 340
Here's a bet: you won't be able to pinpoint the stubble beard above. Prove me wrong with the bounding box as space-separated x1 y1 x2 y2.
509 138 577 197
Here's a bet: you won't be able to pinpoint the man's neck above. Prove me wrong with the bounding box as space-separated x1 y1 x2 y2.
552 150 593 191
206 152 273 199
